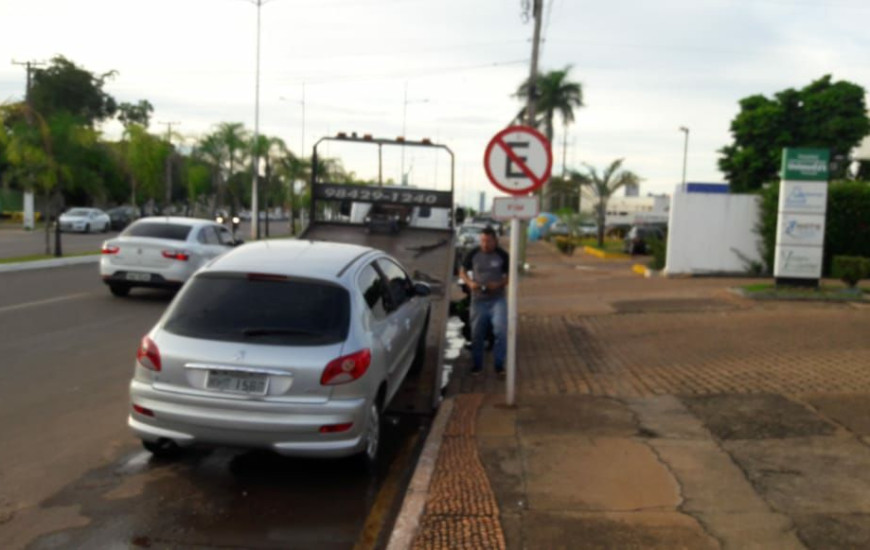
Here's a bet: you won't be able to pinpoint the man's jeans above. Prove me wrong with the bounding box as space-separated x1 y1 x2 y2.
470 296 507 371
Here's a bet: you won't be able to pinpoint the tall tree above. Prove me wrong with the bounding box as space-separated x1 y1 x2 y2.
515 66 584 210
117 100 154 128
214 122 249 211
250 134 288 236
575 159 640 247
719 75 870 192
276 153 309 235
29 56 117 126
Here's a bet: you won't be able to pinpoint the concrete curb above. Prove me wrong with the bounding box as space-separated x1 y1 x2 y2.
0 254 100 273
583 245 630 260
386 397 454 550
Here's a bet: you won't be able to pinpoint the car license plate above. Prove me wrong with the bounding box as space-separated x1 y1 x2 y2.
125 272 152 282
206 370 268 395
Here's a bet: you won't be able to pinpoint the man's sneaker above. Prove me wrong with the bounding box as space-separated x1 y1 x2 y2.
471 366 483 376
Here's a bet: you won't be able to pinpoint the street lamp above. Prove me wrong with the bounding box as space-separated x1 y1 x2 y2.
679 126 690 187
243 0 275 240
279 83 306 160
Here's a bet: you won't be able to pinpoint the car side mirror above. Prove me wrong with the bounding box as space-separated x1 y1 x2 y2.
233 239 245 247
413 282 432 297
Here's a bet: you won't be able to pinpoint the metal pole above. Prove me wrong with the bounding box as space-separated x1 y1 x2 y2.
508 0 543 406
250 0 262 240
680 126 689 187
401 82 407 183
506 216 520 406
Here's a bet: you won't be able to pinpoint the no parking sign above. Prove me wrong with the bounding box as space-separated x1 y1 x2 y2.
483 126 552 196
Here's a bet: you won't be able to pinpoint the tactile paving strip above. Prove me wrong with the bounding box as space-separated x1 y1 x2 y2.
411 394 506 550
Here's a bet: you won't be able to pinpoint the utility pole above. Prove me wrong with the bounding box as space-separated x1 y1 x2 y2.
12 59 44 106
158 121 180 209
507 0 544 407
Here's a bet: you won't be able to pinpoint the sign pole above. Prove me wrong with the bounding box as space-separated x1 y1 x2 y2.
506 216 520 405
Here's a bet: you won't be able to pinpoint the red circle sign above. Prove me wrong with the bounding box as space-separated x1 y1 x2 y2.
483 126 553 196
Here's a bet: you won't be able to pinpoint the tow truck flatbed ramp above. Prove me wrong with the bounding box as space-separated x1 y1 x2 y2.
300 223 453 414
301 134 457 414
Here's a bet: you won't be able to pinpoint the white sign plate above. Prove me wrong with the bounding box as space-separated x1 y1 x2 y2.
776 212 826 247
493 196 539 220
779 181 828 214
774 245 824 279
484 126 553 195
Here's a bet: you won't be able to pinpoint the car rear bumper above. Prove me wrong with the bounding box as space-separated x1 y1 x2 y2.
101 272 184 289
129 380 369 458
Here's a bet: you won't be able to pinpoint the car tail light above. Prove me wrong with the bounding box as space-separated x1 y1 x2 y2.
162 250 190 261
133 404 155 417
102 244 120 254
137 336 161 372
319 423 353 433
320 349 371 385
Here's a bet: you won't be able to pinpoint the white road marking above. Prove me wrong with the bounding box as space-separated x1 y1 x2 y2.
0 292 95 314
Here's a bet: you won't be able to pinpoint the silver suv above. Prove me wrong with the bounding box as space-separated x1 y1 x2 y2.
128 240 431 465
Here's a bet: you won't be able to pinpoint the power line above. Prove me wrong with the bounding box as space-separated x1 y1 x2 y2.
11 59 45 104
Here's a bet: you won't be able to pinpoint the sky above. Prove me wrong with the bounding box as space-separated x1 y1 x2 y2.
2 0 870 209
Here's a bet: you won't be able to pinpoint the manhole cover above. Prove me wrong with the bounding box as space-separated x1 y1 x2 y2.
613 298 736 314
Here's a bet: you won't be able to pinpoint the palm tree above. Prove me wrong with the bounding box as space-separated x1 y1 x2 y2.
215 122 248 211
251 134 288 236
276 153 309 235
193 133 226 211
516 66 584 211
575 159 640 247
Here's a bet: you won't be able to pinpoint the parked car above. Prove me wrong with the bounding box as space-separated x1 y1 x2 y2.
548 220 572 238
106 206 140 230
467 214 503 235
127 239 432 466
577 222 598 238
100 217 239 297
58 207 111 233
623 225 666 255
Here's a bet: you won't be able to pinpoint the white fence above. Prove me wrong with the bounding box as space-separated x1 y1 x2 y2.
665 191 762 275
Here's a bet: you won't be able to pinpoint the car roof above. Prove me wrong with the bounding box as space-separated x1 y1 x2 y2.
132 216 216 228
207 239 377 281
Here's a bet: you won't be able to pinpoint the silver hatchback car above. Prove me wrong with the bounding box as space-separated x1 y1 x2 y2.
128 239 431 464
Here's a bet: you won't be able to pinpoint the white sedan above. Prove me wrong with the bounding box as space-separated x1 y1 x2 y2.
58 208 111 233
100 217 240 297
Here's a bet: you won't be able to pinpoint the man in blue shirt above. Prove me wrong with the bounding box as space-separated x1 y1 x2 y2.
459 226 509 377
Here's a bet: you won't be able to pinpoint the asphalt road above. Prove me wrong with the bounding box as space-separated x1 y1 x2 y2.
0 219 296 259
0 263 427 550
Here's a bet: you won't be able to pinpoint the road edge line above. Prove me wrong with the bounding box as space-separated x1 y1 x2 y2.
385 397 454 550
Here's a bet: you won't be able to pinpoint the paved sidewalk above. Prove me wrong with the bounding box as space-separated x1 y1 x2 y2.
405 241 870 549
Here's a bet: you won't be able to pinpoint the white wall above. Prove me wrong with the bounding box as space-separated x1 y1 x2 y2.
665 192 762 275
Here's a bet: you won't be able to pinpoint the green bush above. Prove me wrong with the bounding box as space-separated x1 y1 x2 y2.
646 236 666 270
553 236 576 255
758 181 870 275
831 256 870 288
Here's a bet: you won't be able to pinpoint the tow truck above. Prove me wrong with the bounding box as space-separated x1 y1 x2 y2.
300 133 455 413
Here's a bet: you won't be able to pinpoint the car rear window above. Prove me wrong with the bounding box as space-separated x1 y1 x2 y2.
163 274 350 346
123 222 192 241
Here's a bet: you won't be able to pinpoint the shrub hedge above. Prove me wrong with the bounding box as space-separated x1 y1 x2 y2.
758 181 870 275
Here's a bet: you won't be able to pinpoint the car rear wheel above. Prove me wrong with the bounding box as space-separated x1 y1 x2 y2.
142 438 182 459
109 283 131 297
356 403 381 468
102 221 109 233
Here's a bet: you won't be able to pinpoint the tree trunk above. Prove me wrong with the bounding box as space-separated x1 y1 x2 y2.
596 199 606 249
